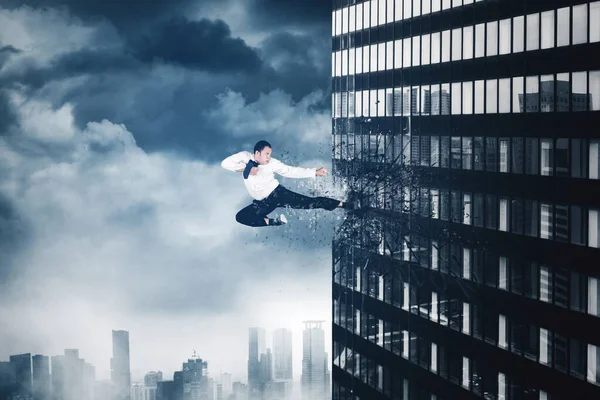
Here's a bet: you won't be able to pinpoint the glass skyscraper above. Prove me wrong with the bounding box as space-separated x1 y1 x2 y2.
331 0 600 399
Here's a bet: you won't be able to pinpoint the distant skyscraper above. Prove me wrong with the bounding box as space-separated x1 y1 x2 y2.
132 383 144 400
111 330 132 400
51 349 94 400
32 354 50 399
182 356 212 400
220 373 232 398
0 361 16 399
272 329 293 381
145 371 163 400
9 353 32 398
247 328 265 391
258 349 273 384
301 321 330 400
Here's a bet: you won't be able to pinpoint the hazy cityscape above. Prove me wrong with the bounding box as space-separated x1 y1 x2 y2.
0 322 331 400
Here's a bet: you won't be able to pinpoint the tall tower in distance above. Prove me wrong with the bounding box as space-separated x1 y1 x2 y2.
301 321 330 400
247 327 265 392
272 328 293 381
111 330 131 400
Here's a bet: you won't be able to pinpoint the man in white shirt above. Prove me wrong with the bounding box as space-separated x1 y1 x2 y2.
221 140 356 227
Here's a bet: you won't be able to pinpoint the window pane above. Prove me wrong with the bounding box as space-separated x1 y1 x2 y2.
500 139 509 173
541 138 554 176
571 138 587 178
463 26 474 59
591 71 600 111
475 23 485 57
371 44 378 72
441 136 450 167
526 13 540 51
394 40 401 69
451 137 461 168
525 200 539 237
573 71 588 112
475 80 484 114
432 32 441 63
541 204 554 239
487 21 498 56
442 30 451 62
422 33 431 65
556 139 569 177
386 41 393 70
556 72 570 112
557 7 570 47
486 79 498 114
512 137 524 173
394 0 401 21
452 28 462 61
441 83 450 115
541 10 555 49
486 137 498 172
526 76 539 113
513 76 524 113
590 139 599 179
513 16 525 53
378 43 386 71
422 0 430 15
412 36 421 66
541 74 554 112
463 81 473 114
592 2 600 43
499 78 510 113
526 138 539 175
421 85 431 115
403 38 411 67
463 137 473 170
431 136 440 167
432 0 441 13
499 19 511 54
474 137 484 171
452 82 461 115
571 206 585 245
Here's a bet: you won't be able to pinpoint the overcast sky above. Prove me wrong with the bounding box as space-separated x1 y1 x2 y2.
0 0 344 383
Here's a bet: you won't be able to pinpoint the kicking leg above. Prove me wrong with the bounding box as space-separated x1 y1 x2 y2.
272 186 341 211
235 201 281 227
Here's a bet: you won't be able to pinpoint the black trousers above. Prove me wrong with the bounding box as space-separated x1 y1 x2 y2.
235 185 340 227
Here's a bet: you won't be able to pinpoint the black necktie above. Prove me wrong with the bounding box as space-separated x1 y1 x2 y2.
243 160 259 179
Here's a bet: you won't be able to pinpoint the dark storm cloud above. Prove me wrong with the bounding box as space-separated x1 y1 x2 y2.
0 90 16 134
0 194 31 282
132 18 262 73
250 0 330 28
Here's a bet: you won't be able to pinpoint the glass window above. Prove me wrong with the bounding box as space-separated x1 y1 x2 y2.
431 190 439 219
451 137 461 168
540 74 555 112
499 198 509 232
500 138 509 172
441 136 450 168
422 0 430 15
541 138 554 176
486 79 498 113
590 139 600 179
556 139 569 177
512 198 524 234
371 44 378 72
556 204 569 242
463 26 474 59
412 36 421 66
403 38 411 68
386 41 393 71
474 137 484 171
394 0 401 21
357 3 364 30
486 194 498 229
513 76 524 113
526 76 539 113
590 209 600 248
363 46 370 74
441 83 450 115
463 137 473 170
422 34 431 65
421 85 431 115
571 138 587 178
589 277 600 316
473 193 484 227
475 23 485 58
556 72 569 112
499 19 510 55
453 0 462 7
452 28 462 61
513 16 525 53
592 1 600 43
525 200 539 237
387 0 394 24
486 137 498 172
498 78 510 113
378 43 386 72
540 203 554 239
452 83 461 115
512 137 524 173
572 71 588 112
442 0 451 10
557 7 570 47
475 80 484 114
432 32 441 64
526 138 539 175
431 136 440 167
364 2 371 29
394 40 402 69
541 10 555 49
487 21 498 56
372 0 379 27
589 71 600 111
404 0 412 19
570 271 587 312
430 83 441 115
442 30 451 62
432 0 441 13
463 81 473 114
540 328 552 365
526 13 540 51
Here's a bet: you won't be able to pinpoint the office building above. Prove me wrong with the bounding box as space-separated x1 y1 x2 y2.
112 330 132 400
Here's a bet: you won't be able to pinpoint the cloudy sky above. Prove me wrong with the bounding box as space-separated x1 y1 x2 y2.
0 0 344 383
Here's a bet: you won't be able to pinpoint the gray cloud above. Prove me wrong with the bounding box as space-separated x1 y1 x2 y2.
249 0 330 30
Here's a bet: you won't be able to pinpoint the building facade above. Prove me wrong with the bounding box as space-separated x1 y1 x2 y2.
248 328 266 393
112 330 132 400
301 321 331 400
331 0 600 399
272 329 293 381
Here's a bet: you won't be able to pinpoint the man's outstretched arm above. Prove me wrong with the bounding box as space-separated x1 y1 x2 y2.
271 158 321 179
221 151 252 172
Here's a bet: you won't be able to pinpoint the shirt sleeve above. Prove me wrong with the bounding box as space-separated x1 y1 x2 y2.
221 151 252 172
270 158 316 179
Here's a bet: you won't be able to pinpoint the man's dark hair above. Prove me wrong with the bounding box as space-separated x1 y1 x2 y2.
254 140 271 153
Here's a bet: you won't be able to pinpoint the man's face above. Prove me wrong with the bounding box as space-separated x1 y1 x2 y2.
254 147 272 165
